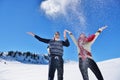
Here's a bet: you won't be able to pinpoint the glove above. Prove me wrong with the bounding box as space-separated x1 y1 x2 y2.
99 25 107 31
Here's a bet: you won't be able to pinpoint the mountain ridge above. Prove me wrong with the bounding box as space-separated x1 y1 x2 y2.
0 51 48 64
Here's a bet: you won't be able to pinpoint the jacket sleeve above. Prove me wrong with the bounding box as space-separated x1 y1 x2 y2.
68 33 80 54
89 30 101 44
86 34 96 42
62 38 70 47
34 35 50 44
69 33 78 47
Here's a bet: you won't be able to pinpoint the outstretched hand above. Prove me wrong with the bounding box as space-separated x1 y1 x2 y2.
64 29 72 34
99 25 107 31
27 32 35 36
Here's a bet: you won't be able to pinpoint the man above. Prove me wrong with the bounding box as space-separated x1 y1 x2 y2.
65 26 107 80
27 31 70 80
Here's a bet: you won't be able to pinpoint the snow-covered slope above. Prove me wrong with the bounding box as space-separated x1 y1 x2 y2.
0 58 120 80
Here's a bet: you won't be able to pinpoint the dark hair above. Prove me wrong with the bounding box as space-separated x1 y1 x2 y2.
47 46 49 48
55 31 60 35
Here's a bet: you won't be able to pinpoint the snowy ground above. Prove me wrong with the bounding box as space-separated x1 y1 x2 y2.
0 58 120 80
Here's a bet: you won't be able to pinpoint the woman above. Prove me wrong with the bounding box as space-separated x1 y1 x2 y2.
65 26 107 80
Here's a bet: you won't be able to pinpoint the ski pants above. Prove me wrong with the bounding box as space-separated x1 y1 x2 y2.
48 55 64 80
79 58 104 80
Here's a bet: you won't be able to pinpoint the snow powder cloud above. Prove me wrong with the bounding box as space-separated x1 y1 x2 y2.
40 0 77 17
40 0 86 33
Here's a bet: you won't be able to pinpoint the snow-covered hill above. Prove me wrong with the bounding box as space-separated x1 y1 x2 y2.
0 58 120 80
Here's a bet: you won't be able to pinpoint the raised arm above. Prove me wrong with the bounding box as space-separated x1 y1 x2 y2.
61 30 70 47
65 30 78 47
27 32 50 44
91 25 107 44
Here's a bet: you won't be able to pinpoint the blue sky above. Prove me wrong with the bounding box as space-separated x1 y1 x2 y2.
0 0 120 62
